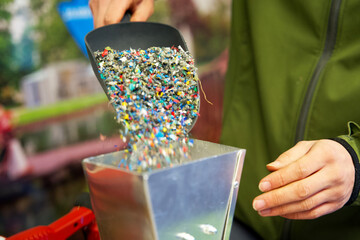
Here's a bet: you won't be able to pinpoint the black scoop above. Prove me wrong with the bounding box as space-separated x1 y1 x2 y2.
84 21 199 131
85 22 188 98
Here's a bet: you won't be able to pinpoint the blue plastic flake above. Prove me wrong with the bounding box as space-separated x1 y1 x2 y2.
94 46 200 172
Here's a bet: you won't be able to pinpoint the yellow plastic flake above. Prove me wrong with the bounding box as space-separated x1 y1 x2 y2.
122 102 127 106
133 144 137 151
124 114 129 120
105 46 113 52
177 91 181 96
163 127 167 132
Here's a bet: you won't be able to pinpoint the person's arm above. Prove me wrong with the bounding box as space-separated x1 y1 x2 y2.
89 0 154 28
252 121 360 219
332 121 360 206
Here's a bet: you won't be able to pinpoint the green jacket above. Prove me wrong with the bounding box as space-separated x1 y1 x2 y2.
221 0 360 239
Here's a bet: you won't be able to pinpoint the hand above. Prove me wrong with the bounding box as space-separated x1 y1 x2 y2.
89 0 154 28
252 140 355 219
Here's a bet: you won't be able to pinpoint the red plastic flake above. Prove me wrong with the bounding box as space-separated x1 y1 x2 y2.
102 49 108 57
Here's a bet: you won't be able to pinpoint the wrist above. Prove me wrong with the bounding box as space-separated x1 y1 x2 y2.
331 137 360 206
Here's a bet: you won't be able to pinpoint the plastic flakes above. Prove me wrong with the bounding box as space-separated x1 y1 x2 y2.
176 232 195 240
94 46 200 172
199 224 218 235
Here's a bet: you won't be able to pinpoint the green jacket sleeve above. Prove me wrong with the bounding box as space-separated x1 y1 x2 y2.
335 121 360 206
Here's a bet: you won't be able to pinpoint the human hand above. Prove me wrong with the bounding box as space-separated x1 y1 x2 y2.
252 140 355 219
89 0 154 28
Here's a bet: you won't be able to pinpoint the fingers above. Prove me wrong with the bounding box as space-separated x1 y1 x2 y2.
259 147 325 192
103 0 135 26
254 167 330 212
89 0 112 28
254 139 355 220
280 202 341 220
266 141 315 171
258 186 345 218
90 0 154 28
131 0 154 21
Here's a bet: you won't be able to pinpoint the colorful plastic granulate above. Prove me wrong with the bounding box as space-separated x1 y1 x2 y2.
94 46 200 172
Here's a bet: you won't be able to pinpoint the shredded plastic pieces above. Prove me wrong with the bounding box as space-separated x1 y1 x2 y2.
94 46 200 172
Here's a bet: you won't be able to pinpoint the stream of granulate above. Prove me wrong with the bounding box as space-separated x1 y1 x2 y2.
95 46 200 172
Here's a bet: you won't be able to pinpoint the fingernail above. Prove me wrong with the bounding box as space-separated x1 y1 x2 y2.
259 181 271 192
267 161 280 168
253 199 266 211
259 209 271 216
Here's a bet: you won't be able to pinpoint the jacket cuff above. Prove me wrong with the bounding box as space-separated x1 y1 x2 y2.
334 121 360 206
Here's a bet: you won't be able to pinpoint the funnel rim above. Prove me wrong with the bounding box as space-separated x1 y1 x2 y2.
82 142 243 177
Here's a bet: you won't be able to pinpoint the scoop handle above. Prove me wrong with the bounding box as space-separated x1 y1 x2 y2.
122 11 131 23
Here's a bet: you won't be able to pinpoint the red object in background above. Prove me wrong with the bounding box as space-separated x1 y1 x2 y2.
6 207 100 240
191 49 228 143
0 107 31 179
0 107 12 140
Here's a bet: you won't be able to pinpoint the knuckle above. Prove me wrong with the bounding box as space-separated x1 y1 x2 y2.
89 0 96 9
270 191 284 206
276 172 287 186
334 187 346 200
295 162 310 178
334 201 343 210
309 203 337 219
104 15 116 25
331 168 346 185
276 206 287 216
309 208 322 219
301 198 315 211
104 15 111 24
296 140 308 147
296 183 311 199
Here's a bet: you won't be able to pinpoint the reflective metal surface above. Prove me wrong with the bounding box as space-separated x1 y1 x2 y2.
82 139 245 240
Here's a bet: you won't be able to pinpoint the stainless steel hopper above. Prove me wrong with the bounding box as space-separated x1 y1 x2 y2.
82 139 245 240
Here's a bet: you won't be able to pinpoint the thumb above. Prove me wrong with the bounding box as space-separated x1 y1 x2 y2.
267 141 315 171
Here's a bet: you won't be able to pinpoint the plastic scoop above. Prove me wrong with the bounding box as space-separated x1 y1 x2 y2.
85 21 199 132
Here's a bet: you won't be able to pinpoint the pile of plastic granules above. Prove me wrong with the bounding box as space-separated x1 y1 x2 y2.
94 46 200 172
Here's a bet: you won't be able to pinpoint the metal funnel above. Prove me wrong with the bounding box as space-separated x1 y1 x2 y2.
82 139 245 240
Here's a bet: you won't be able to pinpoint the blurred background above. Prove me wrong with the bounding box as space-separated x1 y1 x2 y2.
0 0 231 237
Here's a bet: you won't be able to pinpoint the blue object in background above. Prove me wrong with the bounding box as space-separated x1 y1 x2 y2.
58 0 94 57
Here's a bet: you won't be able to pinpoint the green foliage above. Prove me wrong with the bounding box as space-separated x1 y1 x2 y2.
0 0 22 106
149 0 172 24
30 0 85 65
0 9 11 20
0 0 12 8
